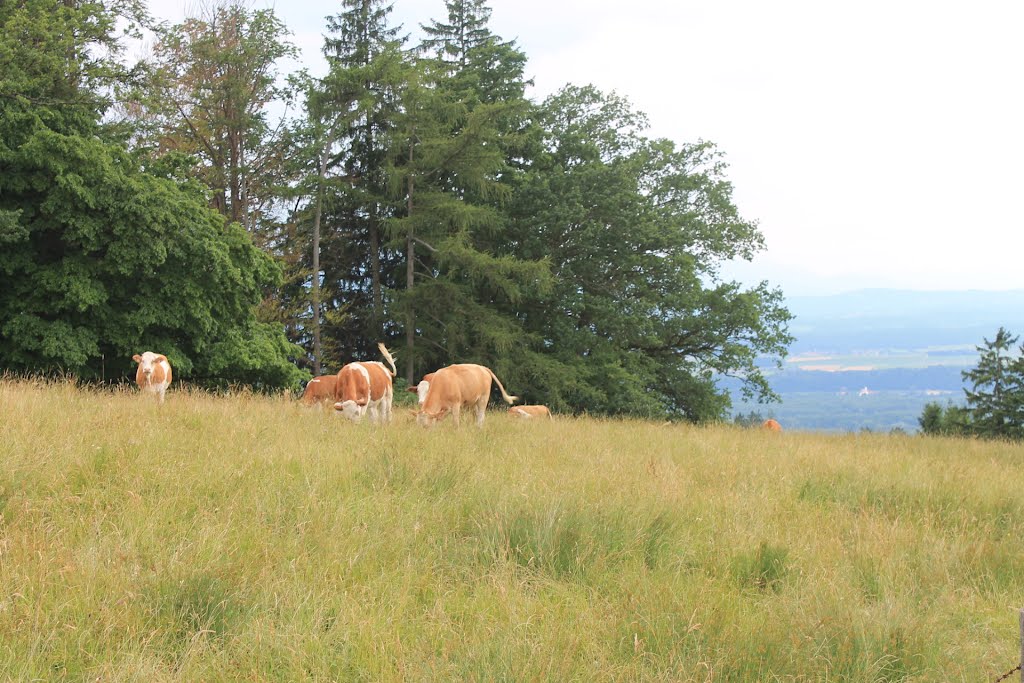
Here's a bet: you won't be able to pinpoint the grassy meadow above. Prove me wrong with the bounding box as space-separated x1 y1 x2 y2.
1 379 1022 681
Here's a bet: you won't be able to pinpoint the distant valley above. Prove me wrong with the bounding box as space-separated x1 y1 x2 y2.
729 289 1024 432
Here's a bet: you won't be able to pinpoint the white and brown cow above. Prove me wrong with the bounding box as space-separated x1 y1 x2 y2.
132 351 172 404
508 404 551 420
416 364 517 428
333 343 398 423
301 375 339 406
405 372 435 406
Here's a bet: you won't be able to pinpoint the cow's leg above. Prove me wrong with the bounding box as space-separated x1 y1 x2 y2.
474 396 487 428
451 405 461 427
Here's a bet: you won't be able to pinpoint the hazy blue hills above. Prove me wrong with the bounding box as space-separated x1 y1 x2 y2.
729 289 1024 432
786 288 1024 353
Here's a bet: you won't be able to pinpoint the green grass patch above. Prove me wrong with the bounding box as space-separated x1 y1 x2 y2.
0 379 1021 681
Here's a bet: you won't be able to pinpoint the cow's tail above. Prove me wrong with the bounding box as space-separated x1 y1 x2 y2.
486 368 518 405
377 342 398 376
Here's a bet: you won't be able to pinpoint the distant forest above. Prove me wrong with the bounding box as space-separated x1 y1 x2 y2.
0 0 793 420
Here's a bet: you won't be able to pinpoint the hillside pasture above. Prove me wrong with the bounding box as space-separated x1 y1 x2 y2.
0 379 1021 681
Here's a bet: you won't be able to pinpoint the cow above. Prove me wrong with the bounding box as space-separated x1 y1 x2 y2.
132 352 172 404
405 372 435 406
415 364 517 428
508 405 552 420
300 375 339 406
333 343 398 423
761 418 783 432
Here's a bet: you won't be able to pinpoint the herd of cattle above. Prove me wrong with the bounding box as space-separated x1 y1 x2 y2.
132 347 781 431
132 344 553 427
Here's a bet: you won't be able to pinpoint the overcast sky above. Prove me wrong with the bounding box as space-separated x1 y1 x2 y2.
147 0 1024 296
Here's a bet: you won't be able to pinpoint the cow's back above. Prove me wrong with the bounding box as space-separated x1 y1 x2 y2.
423 365 491 411
362 362 393 401
301 375 338 404
337 363 369 404
510 405 551 419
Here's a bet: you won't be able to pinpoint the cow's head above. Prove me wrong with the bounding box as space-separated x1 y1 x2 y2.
133 352 166 381
333 400 364 422
415 406 447 427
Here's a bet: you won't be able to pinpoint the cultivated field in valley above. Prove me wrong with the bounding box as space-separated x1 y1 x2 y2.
1 380 1022 681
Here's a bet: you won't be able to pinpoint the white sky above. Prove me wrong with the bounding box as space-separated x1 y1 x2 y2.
146 0 1024 296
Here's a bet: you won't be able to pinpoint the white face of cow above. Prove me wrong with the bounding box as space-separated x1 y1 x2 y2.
134 352 162 379
333 400 364 422
416 380 430 405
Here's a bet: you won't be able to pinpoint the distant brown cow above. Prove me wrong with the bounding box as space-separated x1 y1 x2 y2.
132 352 172 404
416 364 517 428
301 375 339 406
761 419 783 432
508 405 551 420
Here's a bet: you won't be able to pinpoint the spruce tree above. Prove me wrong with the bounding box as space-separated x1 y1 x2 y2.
387 1 548 383
962 327 1024 439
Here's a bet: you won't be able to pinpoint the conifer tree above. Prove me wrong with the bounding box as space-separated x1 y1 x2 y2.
962 327 1024 439
387 1 548 383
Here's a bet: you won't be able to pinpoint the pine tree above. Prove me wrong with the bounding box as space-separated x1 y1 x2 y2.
281 0 410 373
962 327 1024 439
386 2 548 384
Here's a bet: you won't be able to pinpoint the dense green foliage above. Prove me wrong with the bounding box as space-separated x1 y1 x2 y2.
1 0 792 413
917 400 971 436
0 0 306 389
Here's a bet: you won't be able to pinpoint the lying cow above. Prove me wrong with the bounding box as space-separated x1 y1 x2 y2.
132 352 172 404
300 375 339 406
761 418 783 432
416 364 517 428
508 405 551 420
333 343 398 423
406 372 435 406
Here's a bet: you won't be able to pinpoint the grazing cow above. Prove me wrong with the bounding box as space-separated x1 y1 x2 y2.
301 375 339 406
132 352 172 404
761 418 783 432
508 405 552 420
405 372 435 406
416 364 517 428
333 343 398 423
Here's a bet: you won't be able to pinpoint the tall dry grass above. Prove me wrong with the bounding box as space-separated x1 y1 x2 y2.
0 378 1021 681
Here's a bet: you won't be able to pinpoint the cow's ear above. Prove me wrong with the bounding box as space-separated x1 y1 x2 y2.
407 386 419 393
132 354 142 363
155 355 167 363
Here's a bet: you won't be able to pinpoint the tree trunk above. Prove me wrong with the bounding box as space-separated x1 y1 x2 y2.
370 210 382 338
405 144 415 385
310 139 330 376
367 114 383 339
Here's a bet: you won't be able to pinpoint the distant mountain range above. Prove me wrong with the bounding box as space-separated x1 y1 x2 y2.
786 288 1024 353
728 289 1024 431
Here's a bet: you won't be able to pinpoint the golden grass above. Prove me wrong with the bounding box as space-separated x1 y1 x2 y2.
0 378 1022 681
